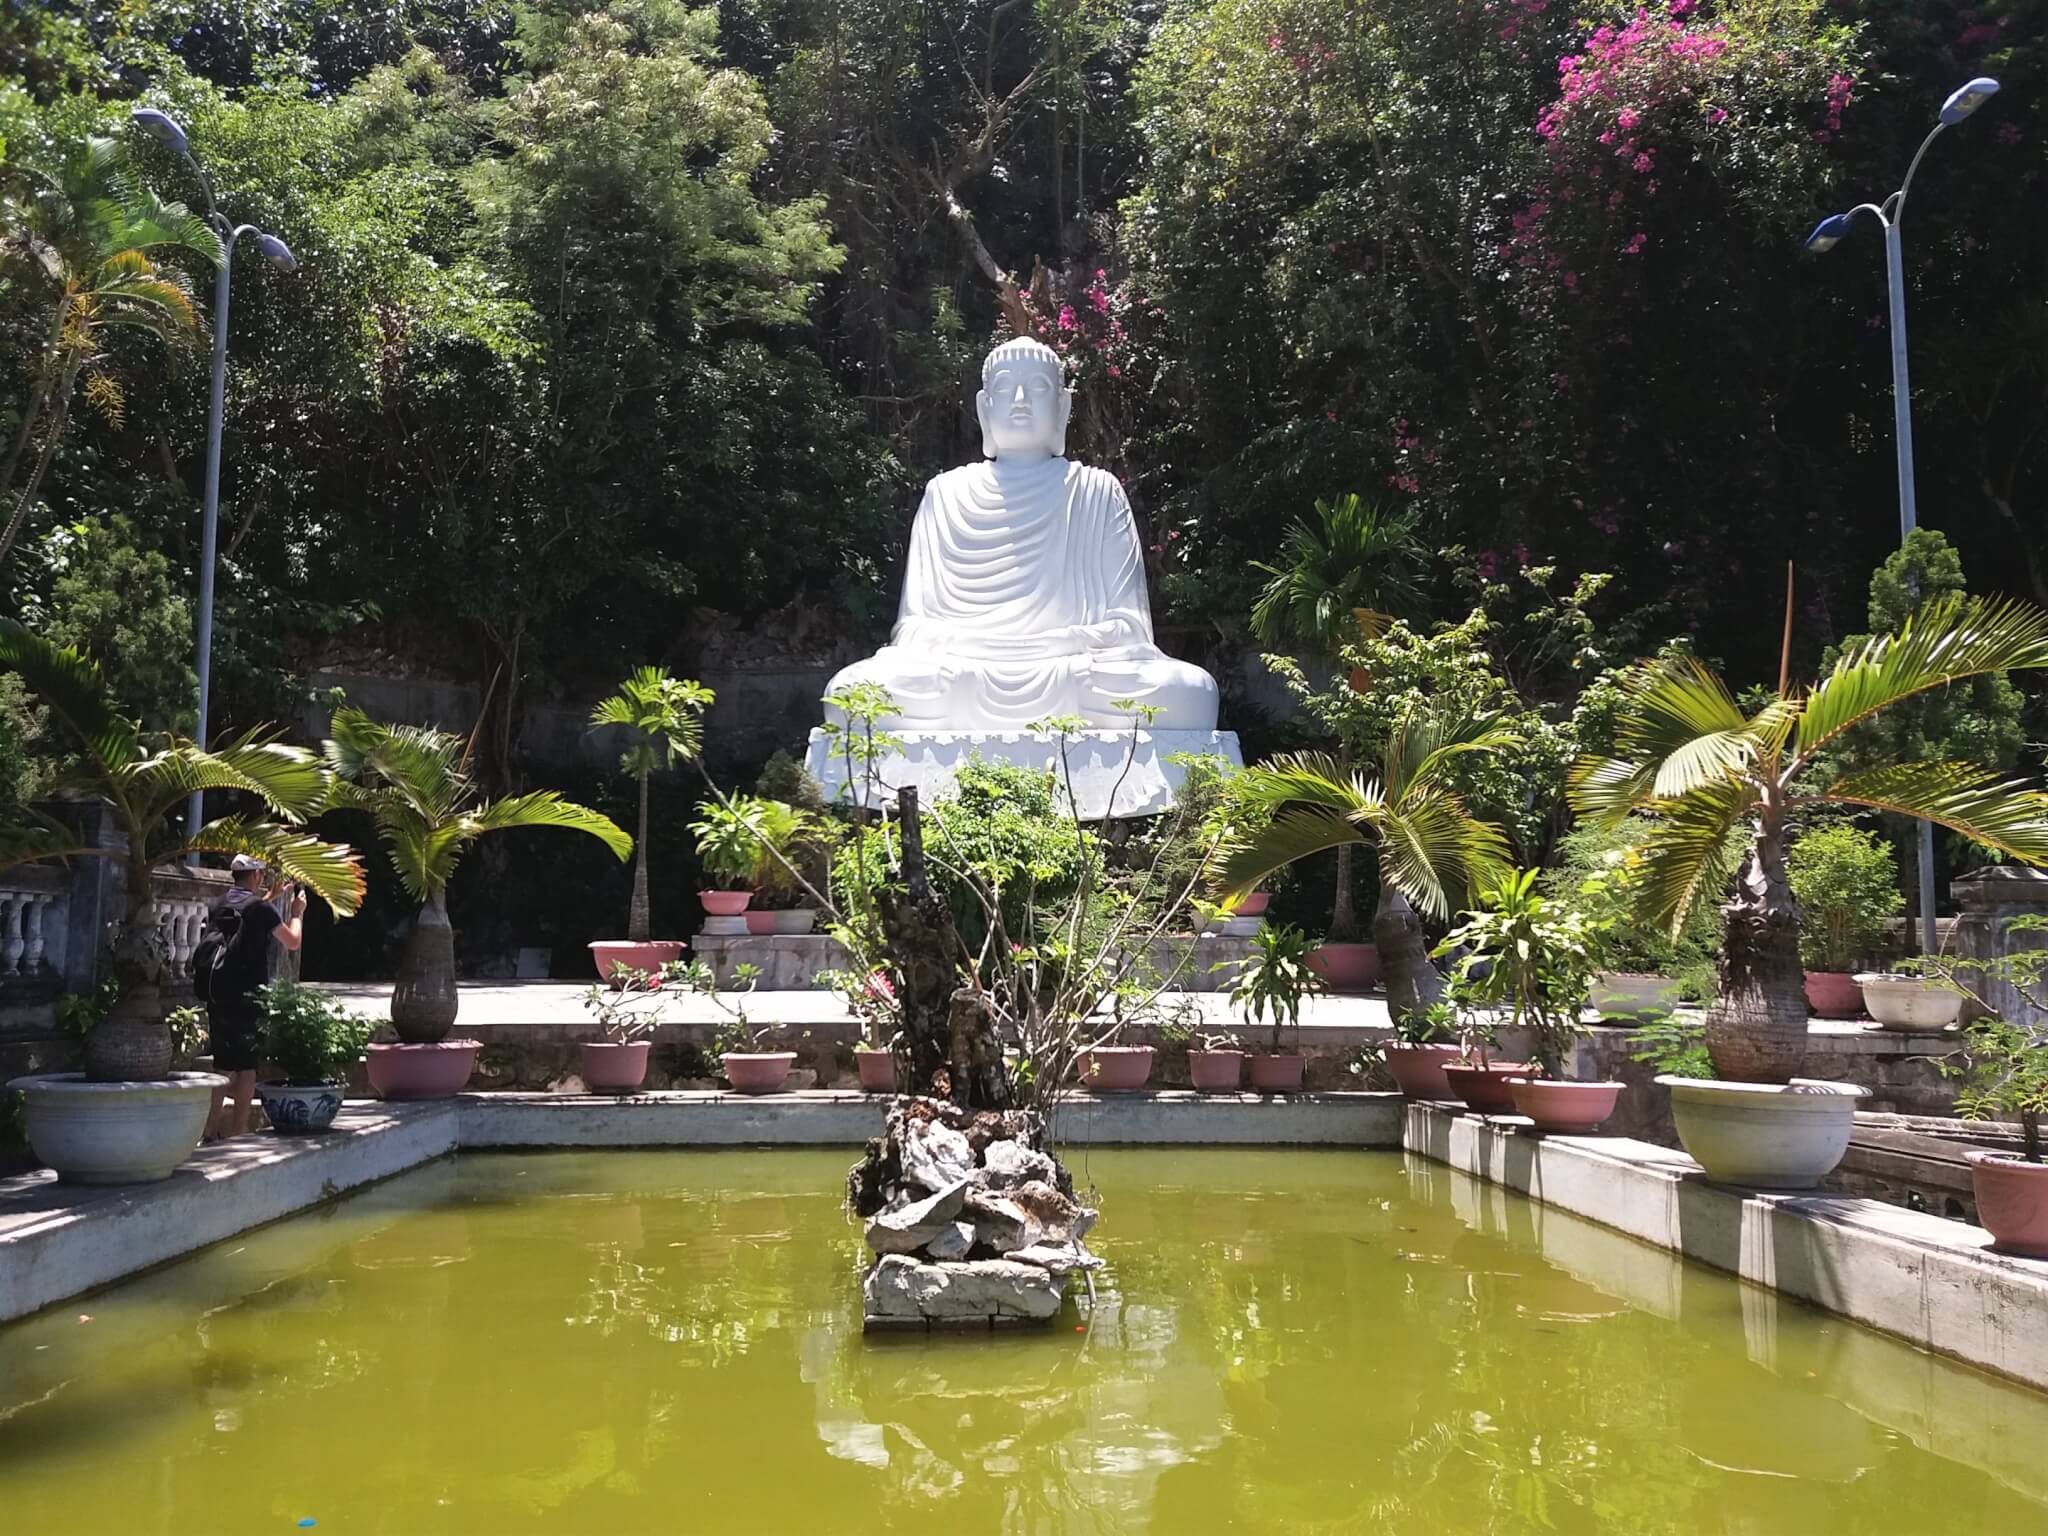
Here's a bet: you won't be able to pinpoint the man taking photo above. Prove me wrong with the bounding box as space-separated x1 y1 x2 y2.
202 853 306 1140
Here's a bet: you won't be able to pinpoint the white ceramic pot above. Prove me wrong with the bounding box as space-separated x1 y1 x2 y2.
772 908 818 936
7 1072 227 1184
1853 973 1963 1032
1657 1075 1868 1190
1592 972 1681 1022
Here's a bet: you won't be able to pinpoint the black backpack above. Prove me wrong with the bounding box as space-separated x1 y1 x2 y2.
192 901 249 1006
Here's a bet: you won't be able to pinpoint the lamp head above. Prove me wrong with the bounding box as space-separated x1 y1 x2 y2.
1939 77 2000 126
1805 213 1855 254
130 108 190 157
255 232 298 272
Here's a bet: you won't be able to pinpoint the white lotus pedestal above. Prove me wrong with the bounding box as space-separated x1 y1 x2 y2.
8 1072 226 1184
807 729 1243 819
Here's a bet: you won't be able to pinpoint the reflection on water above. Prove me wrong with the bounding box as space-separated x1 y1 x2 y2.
1 1148 2043 1534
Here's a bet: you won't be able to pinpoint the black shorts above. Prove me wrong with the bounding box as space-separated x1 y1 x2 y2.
208 1001 264 1073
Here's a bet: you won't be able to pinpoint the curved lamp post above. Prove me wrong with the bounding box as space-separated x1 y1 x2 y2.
130 108 298 849
1804 76 2000 955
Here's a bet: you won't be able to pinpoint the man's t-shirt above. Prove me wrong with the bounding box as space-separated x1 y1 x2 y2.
211 888 283 1005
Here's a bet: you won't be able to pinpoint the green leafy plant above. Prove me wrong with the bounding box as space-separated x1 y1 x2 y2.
256 980 375 1086
691 795 772 890
1785 822 1902 973
581 961 678 1044
746 798 834 908
1549 815 1724 994
1939 1015 2047 1164
670 959 789 1061
1227 921 1327 1054
588 666 714 942
1628 1015 1714 1081
1395 1000 1460 1047
1438 869 1596 1078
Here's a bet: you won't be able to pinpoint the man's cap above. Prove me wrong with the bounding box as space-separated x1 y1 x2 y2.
229 854 267 874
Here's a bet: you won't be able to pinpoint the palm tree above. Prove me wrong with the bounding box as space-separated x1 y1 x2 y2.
588 667 714 942
0 138 220 569
0 619 365 1080
1250 493 1427 943
322 707 631 1042
1570 593 2048 1083
1216 708 1516 1017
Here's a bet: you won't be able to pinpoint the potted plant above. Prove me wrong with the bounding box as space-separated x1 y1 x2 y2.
1854 966 1965 1031
587 667 714 984
1785 822 1901 1019
1939 1012 2048 1255
1438 1006 1527 1114
1570 593 2048 1187
254 980 375 1132
747 797 833 935
678 960 794 1092
322 708 629 1098
577 962 680 1091
2 623 367 1182
1552 818 1711 1022
1228 921 1326 1092
822 963 899 1091
1185 1027 1247 1093
1378 1001 1466 1100
752 753 836 935
690 794 767 920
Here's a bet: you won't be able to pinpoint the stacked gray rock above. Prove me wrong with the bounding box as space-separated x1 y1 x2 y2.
850 1098 1102 1329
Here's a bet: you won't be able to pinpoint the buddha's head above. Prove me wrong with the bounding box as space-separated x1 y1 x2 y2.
977 336 1072 461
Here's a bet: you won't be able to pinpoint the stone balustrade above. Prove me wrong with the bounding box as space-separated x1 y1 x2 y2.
1 865 67 983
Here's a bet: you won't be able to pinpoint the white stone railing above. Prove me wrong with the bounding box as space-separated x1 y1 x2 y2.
148 867 231 984
0 865 66 981
0 860 229 993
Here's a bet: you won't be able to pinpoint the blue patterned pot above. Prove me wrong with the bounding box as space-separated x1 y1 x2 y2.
257 1081 346 1134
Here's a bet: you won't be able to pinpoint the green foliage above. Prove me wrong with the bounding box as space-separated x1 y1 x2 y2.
1785 821 1901 972
1228 920 1326 1052
1549 814 1723 990
581 959 676 1043
589 667 713 782
23 516 196 731
1438 869 1595 1078
1628 1015 1713 1081
1939 1013 2048 1165
55 975 119 1038
691 793 773 887
1249 493 1425 656
255 979 375 1085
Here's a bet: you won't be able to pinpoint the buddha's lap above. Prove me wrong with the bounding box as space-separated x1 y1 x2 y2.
825 649 1215 729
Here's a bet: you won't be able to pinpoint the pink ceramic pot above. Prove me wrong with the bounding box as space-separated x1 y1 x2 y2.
743 910 777 935
1441 1062 1531 1114
1307 942 1379 992
588 940 683 988
854 1047 897 1093
699 890 753 917
1188 1049 1246 1093
1968 1152 2048 1257
366 1041 480 1101
1803 970 1864 1019
1077 1046 1156 1092
1235 891 1271 917
578 1039 651 1092
1508 1078 1623 1133
1382 1042 1465 1100
1248 1053 1306 1093
721 1052 796 1094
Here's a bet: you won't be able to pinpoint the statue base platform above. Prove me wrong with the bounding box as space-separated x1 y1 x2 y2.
805 729 1243 820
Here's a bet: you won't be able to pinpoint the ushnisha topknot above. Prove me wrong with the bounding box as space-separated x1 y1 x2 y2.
980 334 1067 388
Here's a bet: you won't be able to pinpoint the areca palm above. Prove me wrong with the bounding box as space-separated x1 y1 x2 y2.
0 619 365 1081
588 667 715 942
1216 709 1517 1017
1570 594 2048 1083
0 138 220 568
322 708 631 1041
1250 493 1428 944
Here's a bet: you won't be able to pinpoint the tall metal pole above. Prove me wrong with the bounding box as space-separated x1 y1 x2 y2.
187 243 235 852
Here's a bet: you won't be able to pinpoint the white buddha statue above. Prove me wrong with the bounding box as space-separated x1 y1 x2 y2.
824 336 1220 732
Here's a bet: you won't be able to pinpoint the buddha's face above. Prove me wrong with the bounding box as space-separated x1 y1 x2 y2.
978 358 1071 460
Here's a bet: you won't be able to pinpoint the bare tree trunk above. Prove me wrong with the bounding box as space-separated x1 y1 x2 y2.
1373 883 1444 1021
87 857 174 1082
1329 840 1361 942
627 773 651 942
880 787 961 1094
0 294 69 503
1706 822 1808 1083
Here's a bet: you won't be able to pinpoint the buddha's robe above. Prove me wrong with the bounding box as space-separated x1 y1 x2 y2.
826 456 1218 730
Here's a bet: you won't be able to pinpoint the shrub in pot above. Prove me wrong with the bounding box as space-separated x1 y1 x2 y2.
1227 921 1326 1093
677 959 796 1093
1786 823 1901 1018
691 795 770 917
1568 594 2048 1185
750 754 838 935
1377 1002 1465 1100
1 622 367 1181
578 962 683 1091
587 667 714 984
255 981 375 1132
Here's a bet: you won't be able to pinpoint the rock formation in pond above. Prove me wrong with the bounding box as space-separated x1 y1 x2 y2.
850 1097 1101 1330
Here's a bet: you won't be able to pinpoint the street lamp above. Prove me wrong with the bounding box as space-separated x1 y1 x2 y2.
130 107 298 851
1804 75 2000 955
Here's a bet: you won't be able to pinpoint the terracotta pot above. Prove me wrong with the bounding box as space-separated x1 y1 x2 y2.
743 910 778 935
1188 1049 1245 1093
257 1081 346 1133
1803 970 1864 1019
367 1041 480 1100
1077 1045 1156 1092
1382 1042 1464 1100
1855 972 1964 1032
699 890 753 917
1235 891 1271 917
1507 1078 1623 1133
1592 972 1681 1022
854 1046 897 1092
773 908 818 935
1967 1151 2048 1257
588 940 683 988
721 1052 796 1094
577 1040 651 1092
1306 942 1379 992
1248 1053 1306 1093
1442 1062 1532 1114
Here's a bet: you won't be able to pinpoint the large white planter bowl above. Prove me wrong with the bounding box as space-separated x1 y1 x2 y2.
1853 973 1963 1032
1657 1076 1868 1190
7 1072 226 1184
1592 972 1682 1022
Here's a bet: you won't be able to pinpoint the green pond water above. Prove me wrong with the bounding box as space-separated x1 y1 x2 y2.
3 1149 2045 1534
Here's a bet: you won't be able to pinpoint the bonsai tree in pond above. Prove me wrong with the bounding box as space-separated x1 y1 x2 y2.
322 707 631 1042
587 666 714 942
1569 594 2048 1083
1437 870 1596 1079
1784 822 1902 974
0 620 365 1079
1216 706 1516 1018
1249 493 1427 944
